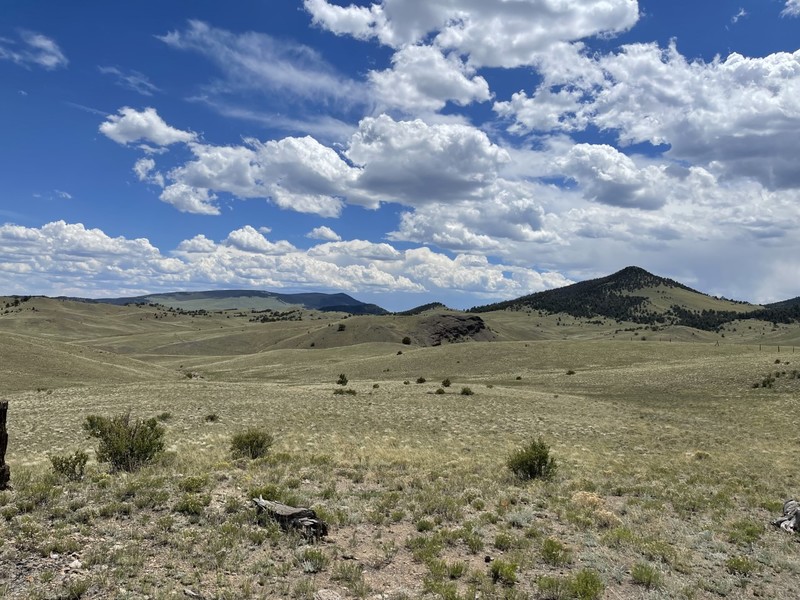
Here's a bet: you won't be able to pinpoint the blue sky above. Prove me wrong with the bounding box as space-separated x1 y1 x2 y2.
1 0 799 311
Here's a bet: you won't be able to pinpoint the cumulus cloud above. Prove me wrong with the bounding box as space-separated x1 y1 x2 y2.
0 31 67 70
98 66 160 96
306 226 342 241
347 115 509 206
305 0 639 68
557 144 668 210
0 221 571 303
370 45 491 112
100 107 196 146
497 41 800 191
117 113 524 218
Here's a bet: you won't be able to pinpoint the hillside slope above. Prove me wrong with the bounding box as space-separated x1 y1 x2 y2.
469 266 797 331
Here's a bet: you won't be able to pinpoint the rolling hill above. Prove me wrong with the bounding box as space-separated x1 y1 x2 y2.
469 266 800 331
71 289 389 315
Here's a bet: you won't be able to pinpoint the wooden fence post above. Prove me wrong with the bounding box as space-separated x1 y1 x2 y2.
0 401 9 490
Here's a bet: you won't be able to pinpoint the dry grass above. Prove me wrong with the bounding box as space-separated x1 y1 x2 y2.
1 299 800 598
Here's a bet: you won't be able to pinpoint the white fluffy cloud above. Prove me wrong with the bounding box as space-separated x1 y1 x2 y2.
0 31 67 70
557 144 668 210
347 115 509 205
0 221 570 304
370 45 491 112
116 112 526 218
306 226 342 241
496 42 800 191
100 107 196 146
305 0 639 68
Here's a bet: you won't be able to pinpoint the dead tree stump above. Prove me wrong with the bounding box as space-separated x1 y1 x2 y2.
252 496 328 539
0 401 9 490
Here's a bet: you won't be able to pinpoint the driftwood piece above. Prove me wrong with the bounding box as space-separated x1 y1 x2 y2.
772 499 799 532
0 401 9 490
252 496 328 539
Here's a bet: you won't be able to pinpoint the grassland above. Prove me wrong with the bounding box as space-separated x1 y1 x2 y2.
1 297 799 599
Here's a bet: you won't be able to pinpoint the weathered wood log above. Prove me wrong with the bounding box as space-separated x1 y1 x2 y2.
0 401 9 490
252 496 328 539
772 498 799 532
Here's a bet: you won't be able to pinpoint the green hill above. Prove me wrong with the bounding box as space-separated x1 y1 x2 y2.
468 266 788 331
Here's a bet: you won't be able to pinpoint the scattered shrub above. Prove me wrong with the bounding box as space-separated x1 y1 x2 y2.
178 475 208 493
631 562 661 589
336 373 348 386
540 537 572 566
230 428 274 460
566 369 576 375
416 377 426 384
83 413 165 472
415 518 435 532
337 323 346 332
297 547 329 573
372 383 380 389
507 437 557 481
204 413 219 423
50 450 88 482
570 569 604 599
333 388 357 396
489 559 517 585
173 493 211 516
460 387 474 396
726 555 758 576
441 378 451 388
156 412 172 422
435 388 445 395
402 336 411 345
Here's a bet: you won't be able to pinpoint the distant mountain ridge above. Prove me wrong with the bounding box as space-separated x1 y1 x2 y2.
84 289 389 315
470 266 800 331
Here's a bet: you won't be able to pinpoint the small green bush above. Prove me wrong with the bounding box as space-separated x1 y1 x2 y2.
460 387 474 396
402 336 411 345
230 428 274 460
173 493 211 516
415 518 435 532
541 537 572 566
50 450 89 482
570 569 604 600
204 413 219 423
178 475 208 493
297 547 329 573
435 388 445 395
631 562 661 589
416 377 426 384
489 559 517 585
336 373 348 386
83 413 165 472
442 378 451 388
538 570 604 600
507 437 557 481
726 555 758 576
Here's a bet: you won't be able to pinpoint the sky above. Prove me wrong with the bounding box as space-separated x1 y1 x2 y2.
1 0 799 311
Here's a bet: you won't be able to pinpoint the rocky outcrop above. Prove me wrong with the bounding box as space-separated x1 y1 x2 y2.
418 314 494 346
